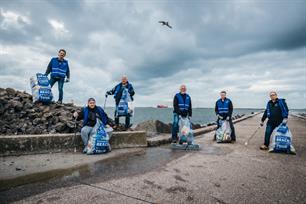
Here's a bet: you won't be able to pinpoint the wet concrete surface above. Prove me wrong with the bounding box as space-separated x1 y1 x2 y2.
0 146 188 203
1 115 305 203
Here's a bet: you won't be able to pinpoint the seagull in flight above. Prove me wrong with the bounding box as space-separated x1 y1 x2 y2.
159 21 172 29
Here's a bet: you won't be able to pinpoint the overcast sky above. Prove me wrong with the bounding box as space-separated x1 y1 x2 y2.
0 0 305 108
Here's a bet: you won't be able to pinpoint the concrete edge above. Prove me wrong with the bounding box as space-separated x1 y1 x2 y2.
147 111 263 147
290 113 306 120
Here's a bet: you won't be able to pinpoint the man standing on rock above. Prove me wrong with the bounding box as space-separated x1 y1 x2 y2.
171 84 192 143
73 98 111 153
260 91 289 150
214 91 236 142
45 49 70 104
106 75 135 130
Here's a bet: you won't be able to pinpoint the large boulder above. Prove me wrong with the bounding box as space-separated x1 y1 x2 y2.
134 120 171 137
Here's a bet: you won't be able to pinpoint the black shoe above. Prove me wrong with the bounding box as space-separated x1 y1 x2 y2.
56 100 62 104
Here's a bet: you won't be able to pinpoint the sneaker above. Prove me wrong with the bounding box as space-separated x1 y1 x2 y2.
82 147 87 154
260 145 268 150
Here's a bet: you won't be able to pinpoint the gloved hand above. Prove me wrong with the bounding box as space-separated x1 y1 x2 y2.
217 114 223 120
106 91 111 96
226 116 230 121
181 110 188 117
260 121 264 127
65 78 70 83
282 118 288 125
73 112 78 118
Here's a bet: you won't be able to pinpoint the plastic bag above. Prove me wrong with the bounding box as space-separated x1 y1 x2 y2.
269 124 296 154
116 88 133 117
216 120 232 143
30 73 53 103
86 119 113 155
178 117 194 145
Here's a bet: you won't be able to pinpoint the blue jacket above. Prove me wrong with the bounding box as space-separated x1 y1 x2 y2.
45 57 70 79
82 106 108 127
262 98 289 124
215 98 233 117
108 82 135 105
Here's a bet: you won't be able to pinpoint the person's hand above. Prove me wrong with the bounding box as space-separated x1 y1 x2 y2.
106 91 111 95
217 114 223 120
106 124 110 128
65 78 70 83
73 112 78 118
226 116 230 121
282 118 288 125
260 121 264 127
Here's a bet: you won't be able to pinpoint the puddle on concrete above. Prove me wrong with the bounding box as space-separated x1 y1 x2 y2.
0 146 187 203
197 144 233 156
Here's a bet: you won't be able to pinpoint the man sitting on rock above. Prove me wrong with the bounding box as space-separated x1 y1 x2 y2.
73 98 111 153
260 91 289 150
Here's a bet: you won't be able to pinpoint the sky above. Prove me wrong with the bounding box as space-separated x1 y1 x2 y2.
0 0 305 109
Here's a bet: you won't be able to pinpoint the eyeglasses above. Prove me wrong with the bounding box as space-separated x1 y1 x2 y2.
270 94 276 96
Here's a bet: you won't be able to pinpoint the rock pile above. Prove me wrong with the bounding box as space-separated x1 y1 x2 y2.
0 88 82 135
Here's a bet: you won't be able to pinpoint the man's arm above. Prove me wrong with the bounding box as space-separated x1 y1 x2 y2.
45 60 52 76
283 100 289 118
261 109 267 122
188 98 192 117
228 100 233 117
128 84 135 97
107 85 117 95
76 108 84 121
215 101 218 115
66 63 70 79
173 96 180 115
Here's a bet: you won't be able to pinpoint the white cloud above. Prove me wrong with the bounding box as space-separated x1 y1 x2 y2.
0 9 31 30
48 19 70 39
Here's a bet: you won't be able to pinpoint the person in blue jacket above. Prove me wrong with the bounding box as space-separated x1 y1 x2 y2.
45 49 70 104
73 98 111 153
106 75 135 130
171 84 192 143
260 91 289 150
214 91 236 141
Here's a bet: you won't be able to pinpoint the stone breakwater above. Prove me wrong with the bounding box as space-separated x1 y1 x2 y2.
0 87 246 136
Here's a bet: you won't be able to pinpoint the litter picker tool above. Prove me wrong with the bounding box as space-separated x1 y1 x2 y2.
244 126 261 146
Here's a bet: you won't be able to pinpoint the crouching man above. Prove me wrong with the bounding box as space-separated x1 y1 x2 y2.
73 98 111 153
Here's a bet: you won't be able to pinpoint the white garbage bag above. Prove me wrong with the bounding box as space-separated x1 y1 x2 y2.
269 124 296 154
86 119 113 155
216 120 232 143
178 117 194 145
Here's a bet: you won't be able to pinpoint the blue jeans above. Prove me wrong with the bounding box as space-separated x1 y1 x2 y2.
171 113 180 141
49 77 65 102
264 123 280 146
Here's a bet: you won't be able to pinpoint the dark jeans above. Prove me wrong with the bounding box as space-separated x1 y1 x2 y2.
49 77 65 102
264 122 280 146
115 111 131 129
171 113 180 141
216 118 236 141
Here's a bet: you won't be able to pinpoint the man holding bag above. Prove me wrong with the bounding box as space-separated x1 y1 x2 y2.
260 91 289 150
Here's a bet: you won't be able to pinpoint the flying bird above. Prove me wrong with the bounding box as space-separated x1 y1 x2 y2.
159 21 172 29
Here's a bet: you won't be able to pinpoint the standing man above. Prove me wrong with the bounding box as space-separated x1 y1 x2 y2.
106 75 135 130
260 91 289 150
45 49 70 104
73 98 110 153
172 84 192 143
214 91 236 142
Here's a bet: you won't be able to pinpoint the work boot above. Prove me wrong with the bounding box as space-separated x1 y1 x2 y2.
260 145 268 150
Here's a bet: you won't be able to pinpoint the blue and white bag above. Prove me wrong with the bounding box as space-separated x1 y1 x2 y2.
30 73 53 103
116 88 134 117
86 119 113 155
269 124 296 154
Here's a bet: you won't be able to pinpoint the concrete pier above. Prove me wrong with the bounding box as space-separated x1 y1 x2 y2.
0 114 305 203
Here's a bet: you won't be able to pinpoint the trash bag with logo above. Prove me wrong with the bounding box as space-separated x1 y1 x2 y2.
178 117 194 145
269 124 296 154
86 119 113 155
30 73 53 104
216 120 232 143
116 88 134 117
